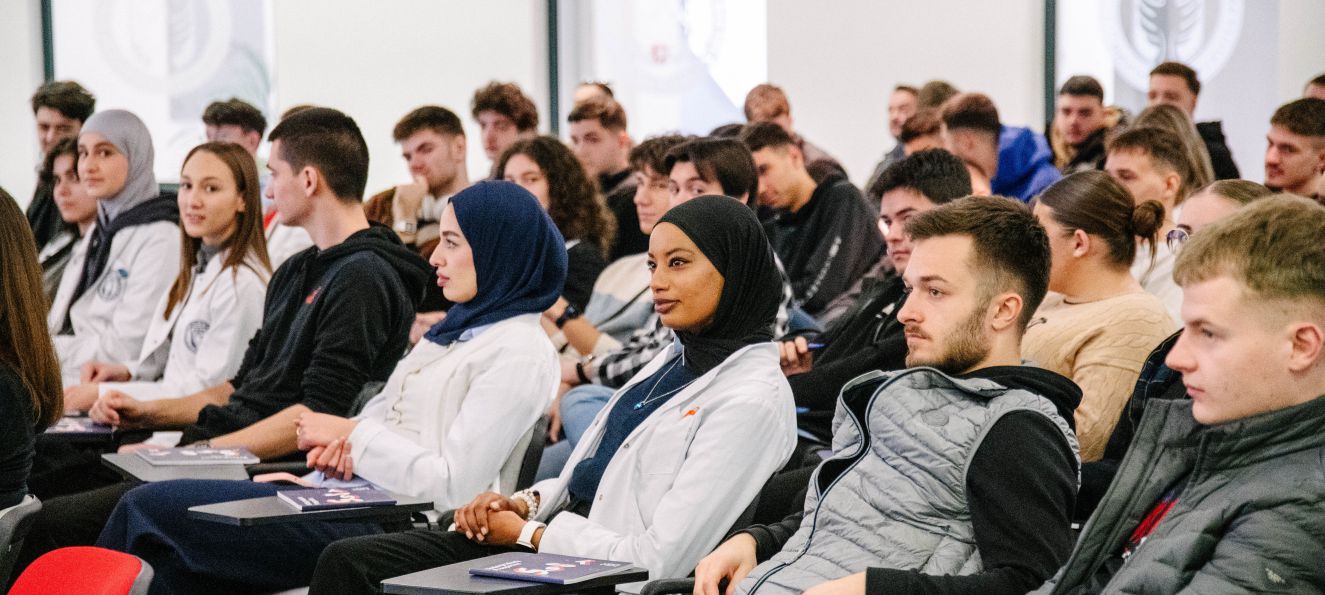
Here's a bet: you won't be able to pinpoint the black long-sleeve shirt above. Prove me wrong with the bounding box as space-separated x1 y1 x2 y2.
743 367 1080 595
0 366 36 509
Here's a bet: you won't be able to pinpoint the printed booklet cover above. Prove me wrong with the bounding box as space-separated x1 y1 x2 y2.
135 446 260 466
277 486 397 512
46 416 113 435
468 552 632 584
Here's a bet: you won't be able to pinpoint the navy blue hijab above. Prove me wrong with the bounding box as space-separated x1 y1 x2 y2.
423 181 568 345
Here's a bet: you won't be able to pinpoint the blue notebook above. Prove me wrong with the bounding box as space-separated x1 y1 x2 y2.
277 486 397 511
46 416 113 435
468 552 632 585
135 447 260 466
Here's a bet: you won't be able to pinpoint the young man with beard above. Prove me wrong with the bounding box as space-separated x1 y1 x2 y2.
693 196 1081 595
1263 97 1325 202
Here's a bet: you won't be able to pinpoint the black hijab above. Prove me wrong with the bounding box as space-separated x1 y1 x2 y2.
655 195 783 374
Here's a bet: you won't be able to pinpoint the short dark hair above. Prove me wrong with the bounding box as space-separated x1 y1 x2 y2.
906 195 1051 330
917 80 960 109
1311 73 1325 88
629 134 691 176
471 81 539 131
202 98 267 136
744 83 790 121
939 93 1001 137
1150 62 1200 96
40 137 79 187
1270 97 1325 139
871 148 971 203
567 96 628 131
664 138 759 204
392 105 464 142
898 108 941 144
895 84 919 96
738 121 797 154
31 81 95 122
1058 75 1104 101
578 81 614 98
267 107 370 201
1107 126 1194 194
709 123 744 138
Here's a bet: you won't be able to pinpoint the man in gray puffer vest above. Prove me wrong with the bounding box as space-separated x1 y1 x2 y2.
1033 195 1325 594
695 196 1082 595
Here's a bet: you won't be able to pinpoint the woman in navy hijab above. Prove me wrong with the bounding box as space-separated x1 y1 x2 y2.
95 181 568 594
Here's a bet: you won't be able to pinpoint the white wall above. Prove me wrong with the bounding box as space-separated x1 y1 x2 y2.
767 0 1046 188
1277 0 1325 103
270 0 549 195
0 0 48 207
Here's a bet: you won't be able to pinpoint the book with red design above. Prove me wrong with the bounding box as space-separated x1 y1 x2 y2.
468 552 633 584
135 447 260 466
277 486 397 511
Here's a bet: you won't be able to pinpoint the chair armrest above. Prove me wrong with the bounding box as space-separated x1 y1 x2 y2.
245 462 311 477
640 578 697 595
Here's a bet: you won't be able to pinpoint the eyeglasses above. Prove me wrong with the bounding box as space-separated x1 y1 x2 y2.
1166 228 1190 254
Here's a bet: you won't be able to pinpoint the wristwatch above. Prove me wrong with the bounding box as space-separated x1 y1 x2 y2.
393 218 418 234
575 354 596 385
554 304 582 329
517 520 546 550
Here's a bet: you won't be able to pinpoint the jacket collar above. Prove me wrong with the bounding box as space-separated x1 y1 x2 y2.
1152 393 1325 467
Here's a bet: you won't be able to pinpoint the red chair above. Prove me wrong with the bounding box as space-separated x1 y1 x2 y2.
8 547 152 595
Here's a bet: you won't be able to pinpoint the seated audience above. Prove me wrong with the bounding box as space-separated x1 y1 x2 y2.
1034 195 1325 592
27 80 95 255
1264 97 1325 201
568 96 650 260
1105 127 1194 321
307 196 798 594
0 190 63 510
1074 178 1272 521
1026 171 1176 461
1133 103 1216 192
495 136 615 312
740 122 884 316
471 81 539 167
864 84 919 191
1050 75 1121 174
696 196 1080 595
47 109 181 387
547 135 690 360
939 92 1061 201
95 181 567 593
61 142 270 417
18 108 432 568
35 138 95 302
1147 61 1239 180
744 83 846 182
365 105 471 258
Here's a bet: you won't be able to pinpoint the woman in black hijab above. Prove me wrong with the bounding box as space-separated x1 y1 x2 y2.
308 196 799 594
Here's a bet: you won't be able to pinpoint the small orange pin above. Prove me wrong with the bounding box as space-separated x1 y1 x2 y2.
684 408 698 417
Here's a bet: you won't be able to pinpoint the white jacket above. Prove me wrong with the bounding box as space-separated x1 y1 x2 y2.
49 221 181 386
99 249 269 401
531 341 797 580
348 313 558 513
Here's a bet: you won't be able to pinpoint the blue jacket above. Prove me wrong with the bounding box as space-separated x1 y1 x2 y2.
993 125 1061 202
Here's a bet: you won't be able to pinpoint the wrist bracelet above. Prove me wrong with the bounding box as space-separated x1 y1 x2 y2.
511 489 540 520
575 361 592 385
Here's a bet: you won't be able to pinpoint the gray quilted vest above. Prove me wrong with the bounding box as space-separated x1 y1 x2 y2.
739 367 1080 595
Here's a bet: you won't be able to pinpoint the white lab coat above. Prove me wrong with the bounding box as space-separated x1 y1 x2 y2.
531 341 797 581
348 313 558 513
49 221 181 386
98 248 269 401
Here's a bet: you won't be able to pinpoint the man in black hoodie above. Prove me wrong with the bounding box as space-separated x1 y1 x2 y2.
740 122 884 318
19 108 432 569
695 197 1081 595
1147 62 1240 180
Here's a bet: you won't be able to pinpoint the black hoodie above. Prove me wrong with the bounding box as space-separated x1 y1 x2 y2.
743 365 1082 595
184 223 432 442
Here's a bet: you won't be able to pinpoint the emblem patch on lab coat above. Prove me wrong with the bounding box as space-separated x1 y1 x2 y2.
97 268 129 301
184 320 210 353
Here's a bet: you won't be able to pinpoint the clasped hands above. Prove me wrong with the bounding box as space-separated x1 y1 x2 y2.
294 412 360 481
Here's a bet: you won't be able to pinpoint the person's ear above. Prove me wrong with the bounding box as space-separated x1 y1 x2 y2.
1162 171 1183 203
245 131 262 153
452 135 467 162
988 291 1024 333
1286 321 1325 373
616 129 630 151
786 144 805 169
1072 228 1091 259
300 165 320 198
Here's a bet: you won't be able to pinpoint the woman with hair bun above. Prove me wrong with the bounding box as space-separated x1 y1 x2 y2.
1026 171 1177 462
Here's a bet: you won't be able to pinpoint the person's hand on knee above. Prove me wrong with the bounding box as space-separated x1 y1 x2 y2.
693 533 758 595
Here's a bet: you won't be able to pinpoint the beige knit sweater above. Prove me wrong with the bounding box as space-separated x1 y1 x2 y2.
1022 290 1176 462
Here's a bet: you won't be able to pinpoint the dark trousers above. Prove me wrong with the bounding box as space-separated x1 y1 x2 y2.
96 479 384 594
18 479 136 572
27 438 123 499
309 522 525 595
